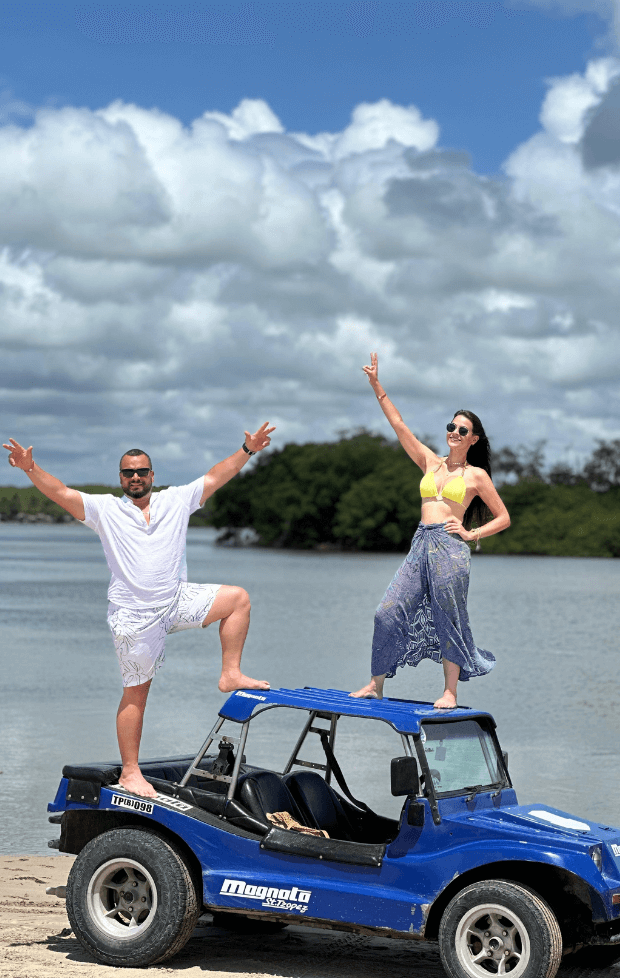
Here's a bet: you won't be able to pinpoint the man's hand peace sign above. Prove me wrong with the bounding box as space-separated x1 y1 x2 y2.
243 422 276 454
2 438 34 471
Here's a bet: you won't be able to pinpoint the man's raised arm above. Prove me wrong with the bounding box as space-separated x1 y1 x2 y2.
2 439 86 521
200 422 275 506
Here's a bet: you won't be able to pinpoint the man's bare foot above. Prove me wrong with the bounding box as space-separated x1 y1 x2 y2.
119 770 158 798
218 672 270 693
350 680 382 699
433 690 457 709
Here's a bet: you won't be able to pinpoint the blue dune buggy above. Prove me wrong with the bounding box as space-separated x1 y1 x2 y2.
47 687 620 977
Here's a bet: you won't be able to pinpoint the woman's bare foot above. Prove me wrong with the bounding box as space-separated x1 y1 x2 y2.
218 671 270 693
433 690 457 709
350 678 383 699
119 769 158 798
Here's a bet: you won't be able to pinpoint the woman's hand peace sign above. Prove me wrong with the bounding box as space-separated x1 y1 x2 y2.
362 352 379 386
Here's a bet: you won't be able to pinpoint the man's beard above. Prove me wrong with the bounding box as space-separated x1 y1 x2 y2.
123 483 151 499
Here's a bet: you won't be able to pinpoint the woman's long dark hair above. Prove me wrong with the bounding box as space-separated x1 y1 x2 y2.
452 409 492 530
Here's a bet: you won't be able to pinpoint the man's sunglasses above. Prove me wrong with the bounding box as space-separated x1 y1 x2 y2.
446 422 471 437
120 467 151 478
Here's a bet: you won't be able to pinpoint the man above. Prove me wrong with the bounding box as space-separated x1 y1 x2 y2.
3 426 274 798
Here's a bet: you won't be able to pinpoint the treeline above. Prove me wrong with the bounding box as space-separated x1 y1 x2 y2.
208 431 620 557
2 434 619 556
0 483 213 525
476 439 620 557
0 484 123 523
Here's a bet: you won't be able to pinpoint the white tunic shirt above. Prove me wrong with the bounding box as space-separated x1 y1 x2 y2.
79 478 205 609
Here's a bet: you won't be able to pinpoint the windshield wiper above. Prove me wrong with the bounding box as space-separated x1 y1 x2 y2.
463 782 503 802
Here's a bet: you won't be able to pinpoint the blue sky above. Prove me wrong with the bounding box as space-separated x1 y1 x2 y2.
1 2 608 172
1 0 619 484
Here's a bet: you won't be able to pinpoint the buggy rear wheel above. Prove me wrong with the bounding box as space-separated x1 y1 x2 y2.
66 828 200 967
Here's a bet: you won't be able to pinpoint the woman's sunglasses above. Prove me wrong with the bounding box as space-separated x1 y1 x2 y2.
120 467 151 478
446 422 471 437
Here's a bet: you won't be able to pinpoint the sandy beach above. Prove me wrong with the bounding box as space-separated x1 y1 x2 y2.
2 855 619 978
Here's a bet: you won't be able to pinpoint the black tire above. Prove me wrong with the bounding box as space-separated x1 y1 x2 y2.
66 827 200 967
211 910 288 934
439 879 562 978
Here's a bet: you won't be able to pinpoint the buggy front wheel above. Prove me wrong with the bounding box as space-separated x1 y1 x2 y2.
439 879 562 978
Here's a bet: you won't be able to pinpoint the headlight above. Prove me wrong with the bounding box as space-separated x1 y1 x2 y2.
590 845 603 872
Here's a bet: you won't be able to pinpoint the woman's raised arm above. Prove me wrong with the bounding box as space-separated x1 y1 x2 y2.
364 353 437 472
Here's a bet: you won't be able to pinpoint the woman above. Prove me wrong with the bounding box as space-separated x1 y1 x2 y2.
351 353 510 708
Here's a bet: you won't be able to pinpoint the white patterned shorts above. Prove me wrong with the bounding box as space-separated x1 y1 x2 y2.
107 582 222 687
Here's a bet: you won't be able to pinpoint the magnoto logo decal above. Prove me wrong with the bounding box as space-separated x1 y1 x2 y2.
220 878 311 913
612 844 620 857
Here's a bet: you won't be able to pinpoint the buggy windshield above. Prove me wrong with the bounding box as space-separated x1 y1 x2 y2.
421 720 503 796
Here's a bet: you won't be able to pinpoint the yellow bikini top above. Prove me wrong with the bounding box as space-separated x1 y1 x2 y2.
420 459 468 506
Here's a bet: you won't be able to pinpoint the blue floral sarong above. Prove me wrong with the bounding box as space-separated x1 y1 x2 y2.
371 522 495 682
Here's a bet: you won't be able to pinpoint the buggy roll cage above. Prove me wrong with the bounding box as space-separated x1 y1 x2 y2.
178 705 415 803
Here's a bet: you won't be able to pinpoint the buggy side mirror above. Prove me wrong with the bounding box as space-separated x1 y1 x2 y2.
391 756 420 796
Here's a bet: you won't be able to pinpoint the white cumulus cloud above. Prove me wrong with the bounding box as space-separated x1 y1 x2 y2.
539 59 620 144
1 81 619 486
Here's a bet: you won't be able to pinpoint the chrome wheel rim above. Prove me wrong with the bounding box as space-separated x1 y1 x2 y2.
454 902 531 977
87 857 158 941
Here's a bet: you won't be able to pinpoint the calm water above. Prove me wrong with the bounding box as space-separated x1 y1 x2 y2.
1 523 619 854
